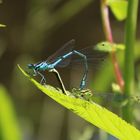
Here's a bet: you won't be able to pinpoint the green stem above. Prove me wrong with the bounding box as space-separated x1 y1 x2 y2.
100 0 124 91
122 0 139 122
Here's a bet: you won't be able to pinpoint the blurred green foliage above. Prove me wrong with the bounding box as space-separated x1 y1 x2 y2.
0 85 21 140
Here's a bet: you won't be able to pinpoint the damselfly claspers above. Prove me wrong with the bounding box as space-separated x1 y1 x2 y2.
28 39 88 90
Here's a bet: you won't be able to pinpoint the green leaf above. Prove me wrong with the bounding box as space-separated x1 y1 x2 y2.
18 65 140 140
95 42 113 52
94 41 125 52
0 85 22 140
107 0 128 21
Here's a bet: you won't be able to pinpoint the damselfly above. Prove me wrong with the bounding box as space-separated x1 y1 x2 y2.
28 39 107 93
28 39 90 90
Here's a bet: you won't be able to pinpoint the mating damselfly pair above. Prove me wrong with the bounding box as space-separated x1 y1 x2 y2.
27 39 140 104
28 39 106 91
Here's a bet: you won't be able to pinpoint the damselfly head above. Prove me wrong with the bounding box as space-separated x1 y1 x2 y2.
28 64 35 69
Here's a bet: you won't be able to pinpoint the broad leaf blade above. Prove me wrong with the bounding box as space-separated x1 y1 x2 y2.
107 0 128 21
18 65 140 140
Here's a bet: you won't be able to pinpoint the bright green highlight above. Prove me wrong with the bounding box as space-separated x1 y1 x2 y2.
107 0 128 21
18 65 140 140
95 41 125 52
0 24 6 27
0 85 22 140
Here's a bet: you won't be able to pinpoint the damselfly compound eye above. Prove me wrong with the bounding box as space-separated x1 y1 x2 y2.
28 64 34 69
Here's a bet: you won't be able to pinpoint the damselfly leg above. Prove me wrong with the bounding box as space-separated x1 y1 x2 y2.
32 69 46 84
38 72 46 84
52 50 88 89
49 69 67 94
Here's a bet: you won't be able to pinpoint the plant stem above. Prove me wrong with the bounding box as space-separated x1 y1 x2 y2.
101 1 113 42
122 0 139 122
100 0 124 91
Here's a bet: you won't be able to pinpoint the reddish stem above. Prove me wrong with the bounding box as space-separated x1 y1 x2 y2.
102 4 113 42
111 52 124 91
101 0 124 91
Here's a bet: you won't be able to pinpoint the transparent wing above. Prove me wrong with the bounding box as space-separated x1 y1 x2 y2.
91 92 140 104
47 39 75 64
47 41 108 68
56 47 108 68
71 88 140 105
